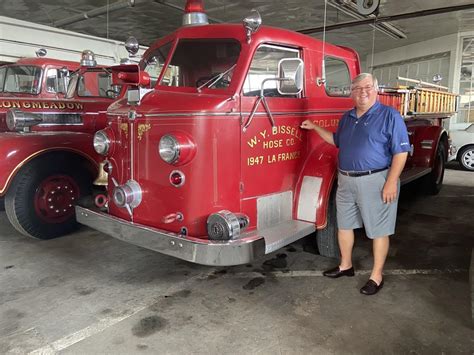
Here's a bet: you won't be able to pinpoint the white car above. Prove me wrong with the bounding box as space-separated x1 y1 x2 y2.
450 123 474 171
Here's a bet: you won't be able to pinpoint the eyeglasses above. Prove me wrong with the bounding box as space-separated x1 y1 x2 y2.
351 85 375 93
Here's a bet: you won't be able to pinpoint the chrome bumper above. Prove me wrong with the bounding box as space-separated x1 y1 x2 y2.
75 206 266 266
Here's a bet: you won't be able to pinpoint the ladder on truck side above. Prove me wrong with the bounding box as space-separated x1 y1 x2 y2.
377 76 458 186
378 76 458 119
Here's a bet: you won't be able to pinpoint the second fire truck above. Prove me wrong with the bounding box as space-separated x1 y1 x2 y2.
0 51 124 239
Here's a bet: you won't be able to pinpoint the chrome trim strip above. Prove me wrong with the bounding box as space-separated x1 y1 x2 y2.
75 206 266 266
144 112 240 118
141 109 346 118
421 140 434 149
108 109 346 119
18 111 81 115
248 109 346 116
108 112 144 117
16 111 100 116
38 123 83 126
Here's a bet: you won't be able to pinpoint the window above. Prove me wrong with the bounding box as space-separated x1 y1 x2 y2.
161 39 241 89
243 45 300 97
0 67 6 92
458 37 474 124
372 52 450 88
142 42 172 87
45 69 58 93
324 57 351 97
0 65 42 94
45 67 71 94
77 69 119 98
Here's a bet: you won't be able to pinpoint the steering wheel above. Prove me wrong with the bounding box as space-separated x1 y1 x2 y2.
105 89 118 98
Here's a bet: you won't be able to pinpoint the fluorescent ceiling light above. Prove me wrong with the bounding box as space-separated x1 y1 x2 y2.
327 0 407 40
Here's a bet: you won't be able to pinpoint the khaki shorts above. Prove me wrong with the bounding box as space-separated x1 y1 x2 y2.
336 170 400 238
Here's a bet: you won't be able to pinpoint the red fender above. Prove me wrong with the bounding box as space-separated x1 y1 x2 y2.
0 131 100 196
409 123 448 168
294 142 338 229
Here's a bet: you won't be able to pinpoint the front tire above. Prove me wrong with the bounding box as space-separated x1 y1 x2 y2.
5 155 92 239
316 190 340 258
458 145 474 171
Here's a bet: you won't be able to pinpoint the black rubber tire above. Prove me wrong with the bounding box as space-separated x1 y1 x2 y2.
423 143 446 195
316 190 340 258
457 145 474 171
5 155 92 240
0 197 4 211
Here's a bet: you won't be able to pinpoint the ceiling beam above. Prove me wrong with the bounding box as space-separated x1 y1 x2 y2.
53 0 152 28
298 4 474 35
52 0 223 29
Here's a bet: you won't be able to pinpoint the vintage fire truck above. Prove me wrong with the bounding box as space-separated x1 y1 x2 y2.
76 0 457 265
0 50 124 239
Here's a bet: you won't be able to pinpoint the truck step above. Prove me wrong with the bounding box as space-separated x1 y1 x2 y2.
256 220 316 254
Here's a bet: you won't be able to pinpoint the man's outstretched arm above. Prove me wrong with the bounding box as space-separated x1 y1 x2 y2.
300 119 335 146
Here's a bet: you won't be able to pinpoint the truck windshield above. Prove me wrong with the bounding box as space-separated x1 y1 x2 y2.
160 39 240 89
141 42 173 87
0 65 42 94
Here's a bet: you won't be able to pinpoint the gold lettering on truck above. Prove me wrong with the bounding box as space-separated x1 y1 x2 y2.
245 125 306 167
0 100 84 111
120 123 128 138
137 123 152 141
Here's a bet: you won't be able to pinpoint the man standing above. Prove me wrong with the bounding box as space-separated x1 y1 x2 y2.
301 73 410 295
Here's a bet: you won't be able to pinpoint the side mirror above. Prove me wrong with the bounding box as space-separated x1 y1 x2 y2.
57 67 70 94
277 58 304 95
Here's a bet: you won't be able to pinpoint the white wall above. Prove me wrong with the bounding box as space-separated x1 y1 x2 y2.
364 34 458 91
364 34 471 129
0 16 146 65
452 31 474 129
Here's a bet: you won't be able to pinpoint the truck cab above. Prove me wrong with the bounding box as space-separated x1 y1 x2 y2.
0 57 79 99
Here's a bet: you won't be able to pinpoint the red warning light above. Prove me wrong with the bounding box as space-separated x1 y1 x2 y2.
184 0 205 13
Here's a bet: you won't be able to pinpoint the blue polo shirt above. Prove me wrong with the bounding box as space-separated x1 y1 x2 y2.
333 101 410 171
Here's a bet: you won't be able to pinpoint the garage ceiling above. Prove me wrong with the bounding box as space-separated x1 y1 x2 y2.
1 0 474 57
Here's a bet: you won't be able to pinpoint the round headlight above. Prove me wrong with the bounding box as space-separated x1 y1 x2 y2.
93 130 110 155
159 135 180 164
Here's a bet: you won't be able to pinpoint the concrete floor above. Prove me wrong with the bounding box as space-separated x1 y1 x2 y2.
0 164 472 354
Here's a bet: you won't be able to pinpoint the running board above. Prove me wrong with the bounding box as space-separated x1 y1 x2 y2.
401 167 431 185
247 220 316 254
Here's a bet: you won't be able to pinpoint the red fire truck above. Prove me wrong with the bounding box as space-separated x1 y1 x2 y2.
76 0 457 265
0 51 124 239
